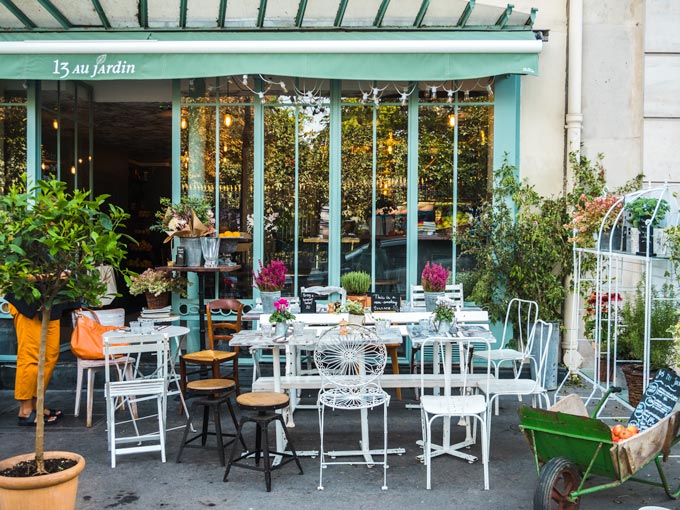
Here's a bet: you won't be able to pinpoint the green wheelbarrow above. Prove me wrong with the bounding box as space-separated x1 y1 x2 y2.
519 387 680 510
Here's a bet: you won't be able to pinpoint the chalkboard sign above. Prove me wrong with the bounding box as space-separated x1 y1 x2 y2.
300 292 317 314
629 368 680 432
371 293 400 312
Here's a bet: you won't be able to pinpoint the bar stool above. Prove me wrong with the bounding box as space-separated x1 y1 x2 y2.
224 392 303 492
176 378 243 466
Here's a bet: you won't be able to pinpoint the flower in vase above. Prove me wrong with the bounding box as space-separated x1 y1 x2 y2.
269 298 296 323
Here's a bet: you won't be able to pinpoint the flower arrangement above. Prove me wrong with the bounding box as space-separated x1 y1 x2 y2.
128 268 189 297
566 194 622 246
421 262 450 292
433 297 456 323
334 299 366 316
151 196 216 241
269 298 296 323
253 259 287 292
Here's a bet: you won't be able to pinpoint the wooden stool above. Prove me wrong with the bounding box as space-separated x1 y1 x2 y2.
176 378 243 466
224 392 303 492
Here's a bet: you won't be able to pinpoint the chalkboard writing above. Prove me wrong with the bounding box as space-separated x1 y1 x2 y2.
371 293 400 312
300 292 317 314
629 368 680 432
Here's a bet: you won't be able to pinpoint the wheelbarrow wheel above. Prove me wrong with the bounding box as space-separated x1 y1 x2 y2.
534 456 581 510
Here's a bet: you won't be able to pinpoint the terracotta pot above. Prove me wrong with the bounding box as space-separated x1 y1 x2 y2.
0 451 85 510
145 291 170 309
347 295 371 309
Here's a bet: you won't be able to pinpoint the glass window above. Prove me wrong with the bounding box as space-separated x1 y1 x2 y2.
0 80 27 193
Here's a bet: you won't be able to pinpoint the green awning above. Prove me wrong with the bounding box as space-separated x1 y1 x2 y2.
0 31 540 81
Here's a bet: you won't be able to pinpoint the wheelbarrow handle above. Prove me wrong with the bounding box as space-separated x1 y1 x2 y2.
591 386 623 418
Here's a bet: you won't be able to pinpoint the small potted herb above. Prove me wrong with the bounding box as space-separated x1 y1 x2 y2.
433 298 456 333
128 268 189 309
335 299 367 325
340 271 371 308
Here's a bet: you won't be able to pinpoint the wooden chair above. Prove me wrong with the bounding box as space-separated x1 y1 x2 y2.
180 299 243 403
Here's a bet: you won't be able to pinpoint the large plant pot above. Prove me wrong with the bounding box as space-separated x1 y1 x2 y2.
622 363 657 408
260 290 281 314
145 291 170 309
424 292 444 312
179 237 203 267
347 313 365 326
636 225 656 257
0 451 85 510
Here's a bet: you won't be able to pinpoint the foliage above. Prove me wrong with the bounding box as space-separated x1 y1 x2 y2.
0 178 130 472
253 259 287 292
619 280 678 369
340 271 371 295
566 194 622 246
335 299 366 315
269 298 296 323
433 298 456 323
460 158 571 322
583 291 624 356
151 196 216 237
624 197 670 228
127 268 189 297
666 225 680 278
421 262 450 292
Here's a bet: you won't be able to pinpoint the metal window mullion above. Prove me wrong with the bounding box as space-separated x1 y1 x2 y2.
37 0 72 29
414 0 430 28
211 96 220 300
56 81 61 180
179 0 188 28
327 80 342 287
73 84 78 189
406 81 419 294
217 0 227 27
90 0 111 28
26 81 39 190
294 102 301 293
374 0 391 27
253 77 265 291
452 100 459 283
458 0 475 28
171 80 181 203
256 0 267 28
334 0 348 27
88 86 94 193
0 0 36 29
371 103 377 291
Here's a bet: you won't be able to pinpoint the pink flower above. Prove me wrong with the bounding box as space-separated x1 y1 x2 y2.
253 259 287 292
421 262 450 292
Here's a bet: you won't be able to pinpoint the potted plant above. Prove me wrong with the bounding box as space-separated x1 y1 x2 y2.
0 178 130 509
268 297 296 337
567 194 623 249
334 299 366 325
432 298 456 333
253 259 287 313
624 197 670 256
340 271 371 308
128 268 189 309
619 281 678 407
421 262 450 311
583 290 623 382
151 196 216 266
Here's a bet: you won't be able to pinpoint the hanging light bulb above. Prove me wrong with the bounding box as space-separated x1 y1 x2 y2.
258 91 265 99
41 162 46 170
180 117 188 129
400 92 408 106
224 113 233 127
70 165 76 175
242 74 248 85
279 81 287 93
464 89 470 100
486 83 494 97
430 85 437 98
447 90 454 103
78 158 83 164
448 113 456 128
52 119 58 130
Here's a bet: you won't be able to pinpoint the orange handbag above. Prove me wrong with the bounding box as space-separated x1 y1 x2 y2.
70 309 123 360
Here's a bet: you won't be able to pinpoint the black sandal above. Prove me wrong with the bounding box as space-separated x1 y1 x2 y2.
17 411 59 427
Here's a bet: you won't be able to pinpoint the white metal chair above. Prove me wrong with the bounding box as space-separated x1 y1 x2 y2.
485 320 553 447
72 308 129 427
472 298 538 414
419 333 492 490
313 324 390 491
104 332 169 468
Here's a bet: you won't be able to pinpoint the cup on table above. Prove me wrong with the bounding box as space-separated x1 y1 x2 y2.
261 322 273 337
400 300 411 312
129 320 142 334
140 319 155 335
200 237 220 268
375 319 390 335
293 320 305 337
419 318 431 332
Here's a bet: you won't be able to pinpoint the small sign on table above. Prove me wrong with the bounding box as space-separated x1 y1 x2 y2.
300 292 317 314
371 293 400 312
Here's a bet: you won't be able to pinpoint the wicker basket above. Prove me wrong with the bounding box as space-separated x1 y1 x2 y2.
622 363 657 408
145 292 170 310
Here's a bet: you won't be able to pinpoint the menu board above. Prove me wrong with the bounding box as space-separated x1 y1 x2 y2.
629 368 680 432
371 293 400 312
300 292 317 314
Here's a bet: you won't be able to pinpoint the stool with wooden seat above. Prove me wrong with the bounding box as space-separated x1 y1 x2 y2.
385 344 402 401
224 392 303 492
179 299 244 407
176 378 244 466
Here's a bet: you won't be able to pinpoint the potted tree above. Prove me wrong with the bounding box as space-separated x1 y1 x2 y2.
624 196 670 256
340 271 372 309
420 262 449 312
0 179 130 510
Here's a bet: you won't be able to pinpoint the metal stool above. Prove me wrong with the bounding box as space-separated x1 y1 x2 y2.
224 392 303 492
176 378 243 466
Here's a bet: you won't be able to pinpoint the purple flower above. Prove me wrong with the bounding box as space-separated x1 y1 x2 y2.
253 259 287 292
421 262 450 292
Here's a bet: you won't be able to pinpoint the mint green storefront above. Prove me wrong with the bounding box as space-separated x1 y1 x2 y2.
0 2 542 356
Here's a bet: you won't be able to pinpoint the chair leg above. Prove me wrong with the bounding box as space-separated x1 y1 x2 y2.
179 359 187 414
276 414 303 474
226 398 247 450
74 362 84 417
480 415 489 490
262 420 272 492
176 409 193 463
233 358 240 395
158 395 167 464
382 403 388 490
86 368 95 428
213 403 226 466
387 346 401 401
317 404 325 490
223 418 247 482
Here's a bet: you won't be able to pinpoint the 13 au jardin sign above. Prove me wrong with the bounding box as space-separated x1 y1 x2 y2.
52 54 136 79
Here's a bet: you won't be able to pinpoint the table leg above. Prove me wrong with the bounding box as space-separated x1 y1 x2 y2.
197 272 206 351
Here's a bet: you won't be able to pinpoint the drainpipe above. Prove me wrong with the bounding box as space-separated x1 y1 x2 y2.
563 0 585 373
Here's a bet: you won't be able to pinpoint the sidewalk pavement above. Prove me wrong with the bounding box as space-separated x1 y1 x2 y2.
0 387 677 510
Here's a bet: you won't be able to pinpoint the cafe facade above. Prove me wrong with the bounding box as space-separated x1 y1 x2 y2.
0 1 669 354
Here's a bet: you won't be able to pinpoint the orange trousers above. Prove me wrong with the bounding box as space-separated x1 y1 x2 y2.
9 304 61 401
